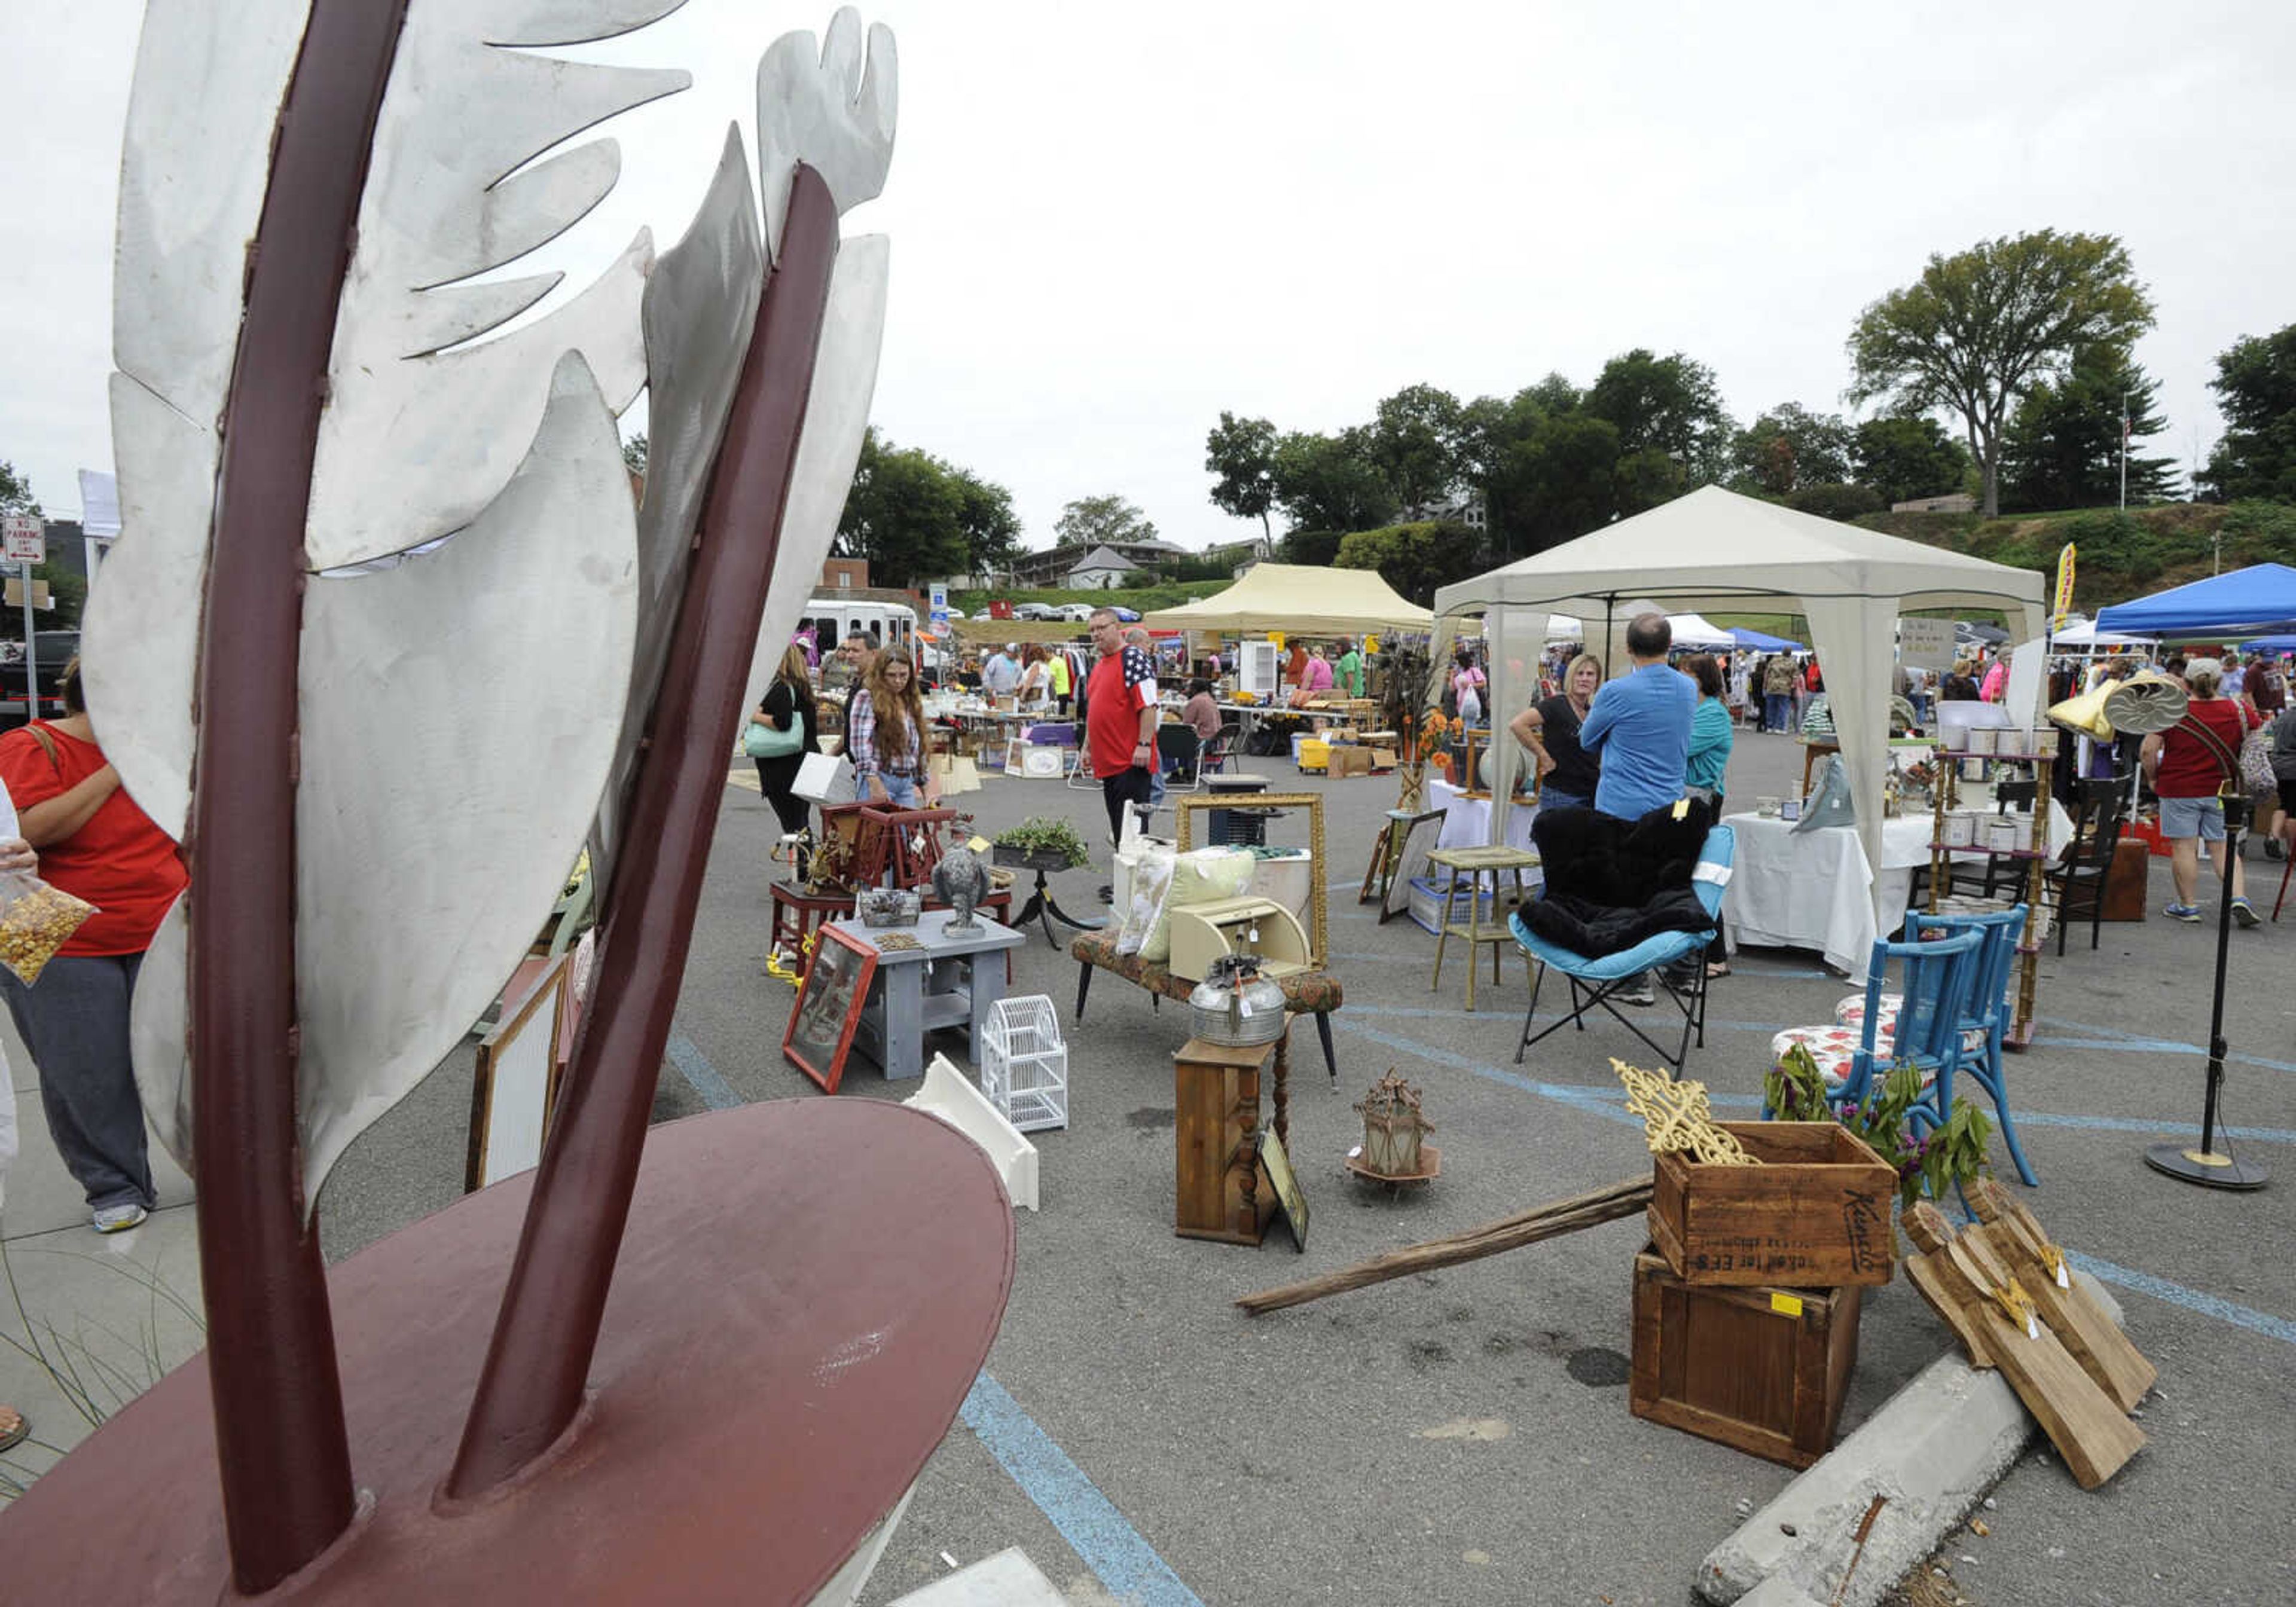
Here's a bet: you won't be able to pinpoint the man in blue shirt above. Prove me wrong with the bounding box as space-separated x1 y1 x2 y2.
1576 613 1694 1004
1579 613 1694 820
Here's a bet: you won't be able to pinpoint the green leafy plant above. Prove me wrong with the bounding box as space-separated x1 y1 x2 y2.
1765 1043 1994 1209
994 815 1091 869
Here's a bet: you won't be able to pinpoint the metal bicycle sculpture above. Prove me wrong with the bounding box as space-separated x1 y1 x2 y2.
12 4 1013 1600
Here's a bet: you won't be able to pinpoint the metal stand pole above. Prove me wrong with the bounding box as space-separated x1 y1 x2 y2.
2145 793 2267 1189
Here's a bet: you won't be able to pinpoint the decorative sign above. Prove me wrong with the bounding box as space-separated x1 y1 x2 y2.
1257 1128 1308 1252
1897 616 1956 671
1 514 42 564
783 925 878 1093
1615 1060 1757 1166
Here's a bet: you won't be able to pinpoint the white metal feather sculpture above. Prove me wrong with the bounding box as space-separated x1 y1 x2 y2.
62 0 909 1592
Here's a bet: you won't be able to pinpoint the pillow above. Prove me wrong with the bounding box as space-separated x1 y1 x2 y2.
1140 847 1256 963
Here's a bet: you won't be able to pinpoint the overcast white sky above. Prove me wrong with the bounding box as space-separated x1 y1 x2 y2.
4 1 2291 552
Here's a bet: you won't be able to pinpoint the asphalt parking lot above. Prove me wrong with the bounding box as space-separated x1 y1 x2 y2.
10 726 2291 1605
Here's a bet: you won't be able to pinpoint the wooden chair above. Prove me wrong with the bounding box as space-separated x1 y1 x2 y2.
2044 778 2129 954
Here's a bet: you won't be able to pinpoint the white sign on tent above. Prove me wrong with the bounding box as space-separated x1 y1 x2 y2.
1898 617 1956 671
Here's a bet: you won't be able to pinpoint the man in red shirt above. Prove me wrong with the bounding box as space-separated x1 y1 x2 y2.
1085 606 1159 844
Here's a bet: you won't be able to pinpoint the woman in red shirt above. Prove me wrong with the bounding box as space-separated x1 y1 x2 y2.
0 658 187 1232
2141 658 2260 925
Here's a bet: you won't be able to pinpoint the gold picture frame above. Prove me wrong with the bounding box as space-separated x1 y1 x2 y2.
1173 792 1326 967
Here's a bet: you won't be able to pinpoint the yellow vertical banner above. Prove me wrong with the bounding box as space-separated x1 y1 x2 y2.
2053 543 2077 624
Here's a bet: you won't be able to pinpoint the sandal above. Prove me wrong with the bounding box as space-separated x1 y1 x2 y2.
1705 962 1732 979
0 1404 28 1454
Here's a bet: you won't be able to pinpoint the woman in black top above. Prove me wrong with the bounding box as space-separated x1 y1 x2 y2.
750 641 820 839
1509 652 1604 810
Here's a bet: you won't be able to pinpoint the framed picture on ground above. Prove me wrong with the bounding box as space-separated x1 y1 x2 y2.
1378 808 1448 925
784 924 878 1093
466 953 572 1191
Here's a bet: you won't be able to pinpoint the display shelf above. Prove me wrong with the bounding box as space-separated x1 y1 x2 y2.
1930 842 2048 860
1929 740 2051 1051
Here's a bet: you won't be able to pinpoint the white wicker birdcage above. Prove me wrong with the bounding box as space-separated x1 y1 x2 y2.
981 994 1068 1132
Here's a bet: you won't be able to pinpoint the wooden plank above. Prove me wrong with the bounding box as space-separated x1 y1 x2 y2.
1904 1249 1993 1367
1967 1181 2156 1411
1902 1205 2143 1489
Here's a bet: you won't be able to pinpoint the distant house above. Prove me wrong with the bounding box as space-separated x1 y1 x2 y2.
1892 494 1977 514
820 555 869 591
1007 536 1186 588
1399 491 1488 530
1065 545 1141 589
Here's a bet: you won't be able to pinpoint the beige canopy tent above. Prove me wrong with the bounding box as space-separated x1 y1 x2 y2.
1433 485 2047 921
1140 562 1433 635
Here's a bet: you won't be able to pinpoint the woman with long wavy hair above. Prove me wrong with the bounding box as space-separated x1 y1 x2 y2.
748 641 819 842
847 648 938 808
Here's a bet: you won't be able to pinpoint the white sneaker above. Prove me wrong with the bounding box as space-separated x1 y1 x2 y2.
92 1203 148 1234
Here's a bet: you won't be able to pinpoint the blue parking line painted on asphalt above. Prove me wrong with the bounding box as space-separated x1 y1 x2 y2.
1329 1018 1644 1129
665 1033 743 1111
663 1030 1202 1605
2036 1014 2296 1074
960 1373 1207 1607
2066 1252 2296 1348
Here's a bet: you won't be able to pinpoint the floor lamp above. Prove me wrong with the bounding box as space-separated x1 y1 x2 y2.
2144 792 2268 1190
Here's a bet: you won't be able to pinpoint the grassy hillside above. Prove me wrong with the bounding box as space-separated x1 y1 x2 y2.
1852 501 2296 617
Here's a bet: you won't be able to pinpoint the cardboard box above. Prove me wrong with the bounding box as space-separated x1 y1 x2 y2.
1327 746 1373 778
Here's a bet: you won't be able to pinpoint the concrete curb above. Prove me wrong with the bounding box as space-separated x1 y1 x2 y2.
1697 1275 2126 1606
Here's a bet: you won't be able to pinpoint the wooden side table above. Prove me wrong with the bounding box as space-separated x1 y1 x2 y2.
1173 1031 1289 1246
835 912 1025 1080
1427 844 1541 1011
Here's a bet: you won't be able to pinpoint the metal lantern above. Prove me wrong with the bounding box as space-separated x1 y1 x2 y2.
1355 1070 1434 1178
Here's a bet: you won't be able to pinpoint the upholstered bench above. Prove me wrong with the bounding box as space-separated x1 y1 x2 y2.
1069 928 1342 1085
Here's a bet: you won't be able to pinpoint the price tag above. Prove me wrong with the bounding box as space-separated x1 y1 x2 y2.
1769 1293 1803 1318
968 835 991 853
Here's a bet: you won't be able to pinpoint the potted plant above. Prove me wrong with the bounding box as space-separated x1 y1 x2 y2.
992 816 1092 873
1764 1044 1996 1211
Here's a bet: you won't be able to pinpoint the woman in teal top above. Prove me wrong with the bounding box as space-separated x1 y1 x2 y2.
1683 654 1733 977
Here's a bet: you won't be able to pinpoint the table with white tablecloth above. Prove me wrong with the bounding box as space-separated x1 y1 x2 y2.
1430 778 1538 853
1722 804 2071 978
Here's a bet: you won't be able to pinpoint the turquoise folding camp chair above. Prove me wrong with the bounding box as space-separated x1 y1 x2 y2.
1510 826 1735 1079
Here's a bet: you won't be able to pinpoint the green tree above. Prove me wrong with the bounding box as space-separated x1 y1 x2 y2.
1275 528 1344 566
949 468 1022 576
0 462 35 517
1852 414 1971 507
1270 430 1396 534
1846 229 2155 517
1333 520 1488 607
1584 349 1735 485
1488 411 1628 554
620 433 648 478
2199 323 2296 502
1367 383 1466 512
1203 412 1278 539
1054 494 1158 550
1999 348 2177 511
1732 404 1856 495
835 428 975 587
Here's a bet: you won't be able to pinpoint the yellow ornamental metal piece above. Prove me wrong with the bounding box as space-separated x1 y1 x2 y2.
1992 1276 2041 1340
1613 1060 1757 1166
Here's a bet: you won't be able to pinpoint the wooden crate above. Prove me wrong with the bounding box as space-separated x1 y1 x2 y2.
1631 1248 1862 1469
1173 1034 1281 1247
1648 1122 1895 1287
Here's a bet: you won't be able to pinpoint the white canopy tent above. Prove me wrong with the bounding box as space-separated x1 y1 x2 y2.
1433 486 2048 919
1139 562 1431 636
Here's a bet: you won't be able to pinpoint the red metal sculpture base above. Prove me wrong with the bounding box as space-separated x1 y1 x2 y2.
3 1099 1013 1603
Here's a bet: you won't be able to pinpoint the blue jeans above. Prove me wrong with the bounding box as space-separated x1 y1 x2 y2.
1764 692 1792 731
874 774 922 808
1539 788 1591 812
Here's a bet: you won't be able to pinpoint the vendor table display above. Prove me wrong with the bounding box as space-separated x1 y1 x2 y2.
833 911 1025 1081
1424 844 1541 1012
1721 804 2069 979
1927 739 2057 1050
1430 777 1538 854
771 882 1013 980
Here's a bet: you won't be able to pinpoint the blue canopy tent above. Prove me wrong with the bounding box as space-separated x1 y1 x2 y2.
2096 563 2296 639
1729 626 1803 651
2242 635 2296 653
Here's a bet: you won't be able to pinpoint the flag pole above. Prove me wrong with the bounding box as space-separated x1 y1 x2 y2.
2120 390 2129 511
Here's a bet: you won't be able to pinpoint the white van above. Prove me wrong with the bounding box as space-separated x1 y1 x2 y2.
798 598 919 661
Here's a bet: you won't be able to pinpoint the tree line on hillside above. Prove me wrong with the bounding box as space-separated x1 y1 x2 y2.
1205 230 2296 603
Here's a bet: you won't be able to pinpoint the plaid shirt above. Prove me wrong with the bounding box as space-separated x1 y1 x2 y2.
846 690 920 782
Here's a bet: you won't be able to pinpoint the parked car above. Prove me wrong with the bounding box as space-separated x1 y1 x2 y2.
0 629 81 731
1055 603 1095 622
941 607 967 620
1010 602 1060 621
1110 605 1141 622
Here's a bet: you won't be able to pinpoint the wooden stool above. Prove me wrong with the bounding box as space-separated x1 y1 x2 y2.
1427 844 1541 1012
1173 1031 1289 1246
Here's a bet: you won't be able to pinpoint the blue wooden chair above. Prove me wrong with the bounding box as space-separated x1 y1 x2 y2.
1769 927 1983 1116
1509 826 1735 1080
1901 905 2035 1185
